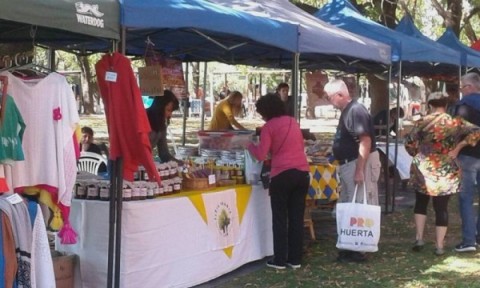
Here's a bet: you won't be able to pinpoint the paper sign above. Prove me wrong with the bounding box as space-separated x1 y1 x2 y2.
138 65 164 96
7 193 23 205
105 71 117 82
208 174 216 185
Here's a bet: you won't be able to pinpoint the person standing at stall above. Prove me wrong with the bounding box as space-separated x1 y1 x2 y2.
209 91 246 130
324 79 381 263
452 72 480 252
146 90 181 163
276 82 295 116
248 93 310 270
405 92 480 256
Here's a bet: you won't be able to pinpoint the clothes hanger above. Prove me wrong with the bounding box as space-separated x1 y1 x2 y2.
0 76 8 125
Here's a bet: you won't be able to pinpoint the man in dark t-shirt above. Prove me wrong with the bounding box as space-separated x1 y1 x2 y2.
324 79 380 263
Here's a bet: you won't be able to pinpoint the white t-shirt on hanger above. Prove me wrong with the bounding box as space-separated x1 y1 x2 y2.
0 71 79 206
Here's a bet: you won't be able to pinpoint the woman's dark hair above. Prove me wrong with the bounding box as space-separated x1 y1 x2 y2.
390 107 405 118
255 93 287 121
276 82 289 92
81 126 94 137
146 90 180 132
428 98 449 108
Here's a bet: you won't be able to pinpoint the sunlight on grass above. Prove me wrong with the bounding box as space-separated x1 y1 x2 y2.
424 255 480 274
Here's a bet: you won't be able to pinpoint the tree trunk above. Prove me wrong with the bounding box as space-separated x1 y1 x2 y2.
363 0 397 118
191 62 200 99
76 55 98 114
373 0 398 28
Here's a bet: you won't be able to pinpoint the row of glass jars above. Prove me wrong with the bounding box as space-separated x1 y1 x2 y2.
214 160 245 184
75 177 183 201
135 161 180 181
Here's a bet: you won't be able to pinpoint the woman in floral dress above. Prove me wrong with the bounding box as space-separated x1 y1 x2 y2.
405 92 480 255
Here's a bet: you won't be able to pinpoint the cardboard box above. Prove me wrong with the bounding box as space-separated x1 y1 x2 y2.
52 252 76 288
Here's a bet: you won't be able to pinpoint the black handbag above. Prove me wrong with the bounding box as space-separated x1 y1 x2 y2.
260 159 271 189
259 119 292 190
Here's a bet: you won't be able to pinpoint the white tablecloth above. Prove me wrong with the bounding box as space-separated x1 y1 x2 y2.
57 184 272 288
376 142 413 180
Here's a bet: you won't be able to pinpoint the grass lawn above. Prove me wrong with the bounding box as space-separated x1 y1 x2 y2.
219 196 480 288
79 114 480 288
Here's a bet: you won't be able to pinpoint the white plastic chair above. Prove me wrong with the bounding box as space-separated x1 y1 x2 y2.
78 152 108 175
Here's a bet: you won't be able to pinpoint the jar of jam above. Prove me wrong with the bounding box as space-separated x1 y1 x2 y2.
215 161 222 181
123 182 132 201
75 181 86 199
139 182 147 200
99 180 110 201
86 181 99 200
152 182 159 197
237 176 245 184
146 183 155 199
132 183 141 201
158 184 165 196
170 162 178 179
235 162 244 177
173 177 182 193
159 164 169 180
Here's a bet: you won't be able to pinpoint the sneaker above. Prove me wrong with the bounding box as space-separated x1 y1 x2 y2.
266 260 286 270
412 240 425 252
434 248 445 256
455 243 477 252
287 262 301 269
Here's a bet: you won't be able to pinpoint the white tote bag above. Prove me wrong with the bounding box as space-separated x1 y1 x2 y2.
335 183 381 252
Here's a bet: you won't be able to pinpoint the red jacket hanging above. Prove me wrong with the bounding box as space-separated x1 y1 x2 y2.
96 53 161 183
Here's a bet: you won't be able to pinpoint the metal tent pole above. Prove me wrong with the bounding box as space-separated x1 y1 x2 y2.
107 27 125 288
391 61 403 213
106 159 118 288
384 65 392 214
201 62 207 130
182 63 189 145
299 69 303 123
114 159 124 288
292 53 300 121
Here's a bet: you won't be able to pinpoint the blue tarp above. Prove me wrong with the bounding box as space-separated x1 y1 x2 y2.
210 0 390 65
315 0 460 74
121 0 391 71
121 0 299 67
395 14 461 66
437 27 480 68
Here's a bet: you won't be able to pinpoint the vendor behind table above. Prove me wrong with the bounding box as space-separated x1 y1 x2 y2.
209 91 246 130
146 89 182 164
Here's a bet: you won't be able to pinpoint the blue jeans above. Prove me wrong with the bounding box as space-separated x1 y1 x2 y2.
457 154 480 245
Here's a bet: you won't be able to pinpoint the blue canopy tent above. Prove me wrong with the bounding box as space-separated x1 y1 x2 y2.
315 0 461 76
437 27 480 69
395 14 461 76
121 0 390 71
209 0 391 72
202 0 391 122
121 0 301 67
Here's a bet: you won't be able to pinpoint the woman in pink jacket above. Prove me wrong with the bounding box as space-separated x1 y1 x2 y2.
248 93 310 270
